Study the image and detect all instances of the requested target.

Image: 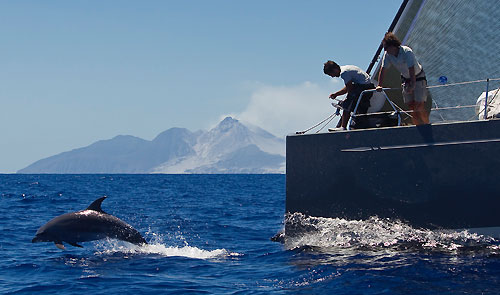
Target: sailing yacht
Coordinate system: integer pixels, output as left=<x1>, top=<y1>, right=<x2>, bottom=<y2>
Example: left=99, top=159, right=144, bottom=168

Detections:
left=286, top=0, right=500, bottom=234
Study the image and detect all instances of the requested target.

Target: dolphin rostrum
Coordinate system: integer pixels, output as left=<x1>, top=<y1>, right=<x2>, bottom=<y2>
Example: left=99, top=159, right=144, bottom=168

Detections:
left=32, top=197, right=147, bottom=250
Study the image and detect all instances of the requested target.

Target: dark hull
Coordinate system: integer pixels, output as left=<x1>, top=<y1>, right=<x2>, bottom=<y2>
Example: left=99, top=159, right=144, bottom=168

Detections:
left=286, top=119, right=500, bottom=230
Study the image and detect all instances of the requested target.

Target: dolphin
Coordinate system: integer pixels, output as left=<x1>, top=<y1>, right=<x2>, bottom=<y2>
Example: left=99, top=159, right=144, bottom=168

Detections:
left=32, top=196, right=147, bottom=250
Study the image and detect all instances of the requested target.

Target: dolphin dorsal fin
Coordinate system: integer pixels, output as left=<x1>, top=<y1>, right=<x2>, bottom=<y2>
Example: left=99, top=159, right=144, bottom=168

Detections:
left=87, top=196, right=107, bottom=213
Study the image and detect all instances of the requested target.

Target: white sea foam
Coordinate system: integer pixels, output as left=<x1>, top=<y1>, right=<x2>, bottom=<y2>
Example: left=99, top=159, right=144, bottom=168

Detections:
left=93, top=233, right=241, bottom=260
left=284, top=213, right=498, bottom=252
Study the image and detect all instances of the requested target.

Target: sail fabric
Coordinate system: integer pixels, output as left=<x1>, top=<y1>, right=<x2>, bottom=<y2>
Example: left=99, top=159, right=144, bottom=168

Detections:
left=476, top=88, right=500, bottom=120
left=374, top=0, right=500, bottom=122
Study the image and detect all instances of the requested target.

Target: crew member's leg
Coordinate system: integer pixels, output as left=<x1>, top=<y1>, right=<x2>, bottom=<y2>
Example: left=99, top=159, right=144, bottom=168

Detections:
left=341, top=109, right=350, bottom=128
left=414, top=80, right=429, bottom=124
left=404, top=80, right=428, bottom=125
left=407, top=101, right=421, bottom=125
left=340, top=91, right=357, bottom=129
left=341, top=85, right=366, bottom=128
left=414, top=101, right=428, bottom=124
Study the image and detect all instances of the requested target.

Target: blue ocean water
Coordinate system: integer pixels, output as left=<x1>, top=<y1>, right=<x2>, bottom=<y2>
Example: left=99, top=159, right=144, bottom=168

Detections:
left=1, top=174, right=499, bottom=294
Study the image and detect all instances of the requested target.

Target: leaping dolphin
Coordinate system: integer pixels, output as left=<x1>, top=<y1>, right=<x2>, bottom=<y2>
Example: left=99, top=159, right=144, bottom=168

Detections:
left=32, top=197, right=147, bottom=250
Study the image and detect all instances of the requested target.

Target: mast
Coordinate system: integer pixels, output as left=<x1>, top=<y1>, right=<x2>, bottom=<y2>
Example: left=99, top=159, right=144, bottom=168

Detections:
left=366, top=0, right=409, bottom=75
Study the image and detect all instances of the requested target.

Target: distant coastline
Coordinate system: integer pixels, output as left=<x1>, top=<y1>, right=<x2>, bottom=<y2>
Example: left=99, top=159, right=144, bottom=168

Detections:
left=18, top=117, right=285, bottom=174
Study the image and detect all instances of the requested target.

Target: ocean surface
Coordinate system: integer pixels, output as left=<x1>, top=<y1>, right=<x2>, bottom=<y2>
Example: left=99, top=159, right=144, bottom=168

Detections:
left=1, top=174, right=499, bottom=294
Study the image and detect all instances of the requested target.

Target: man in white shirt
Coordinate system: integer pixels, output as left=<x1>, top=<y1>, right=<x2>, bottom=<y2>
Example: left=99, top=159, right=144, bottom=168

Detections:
left=324, top=60, right=375, bottom=129
left=376, top=32, right=429, bottom=125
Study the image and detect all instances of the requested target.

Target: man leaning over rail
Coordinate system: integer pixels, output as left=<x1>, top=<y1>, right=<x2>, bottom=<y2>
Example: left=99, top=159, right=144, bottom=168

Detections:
left=324, top=60, right=375, bottom=130
left=376, top=32, right=429, bottom=125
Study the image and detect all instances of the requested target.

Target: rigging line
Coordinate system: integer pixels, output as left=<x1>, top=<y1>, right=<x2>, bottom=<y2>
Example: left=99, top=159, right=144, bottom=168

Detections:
left=316, top=113, right=338, bottom=133
left=431, top=105, right=476, bottom=111
left=300, top=81, right=499, bottom=134
left=394, top=103, right=413, bottom=118
left=432, top=97, right=446, bottom=122
left=426, top=78, right=500, bottom=89
left=296, top=112, right=337, bottom=135
left=422, top=79, right=499, bottom=118
left=354, top=104, right=476, bottom=118
left=375, top=78, right=500, bottom=91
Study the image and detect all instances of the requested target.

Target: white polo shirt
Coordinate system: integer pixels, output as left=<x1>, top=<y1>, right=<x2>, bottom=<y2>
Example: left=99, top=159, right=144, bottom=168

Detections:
left=340, top=65, right=372, bottom=85
left=381, top=45, right=423, bottom=79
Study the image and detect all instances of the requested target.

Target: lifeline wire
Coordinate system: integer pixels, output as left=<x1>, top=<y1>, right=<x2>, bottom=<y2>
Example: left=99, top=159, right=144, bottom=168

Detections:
left=298, top=78, right=500, bottom=134
left=426, top=78, right=500, bottom=89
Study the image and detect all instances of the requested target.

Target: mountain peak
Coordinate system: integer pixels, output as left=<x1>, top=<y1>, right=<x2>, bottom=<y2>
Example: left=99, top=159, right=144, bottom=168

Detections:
left=216, top=117, right=243, bottom=132
left=220, top=116, right=239, bottom=125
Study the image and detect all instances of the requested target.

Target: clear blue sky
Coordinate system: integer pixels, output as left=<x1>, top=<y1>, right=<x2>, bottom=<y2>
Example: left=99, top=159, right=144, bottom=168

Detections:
left=0, top=0, right=402, bottom=173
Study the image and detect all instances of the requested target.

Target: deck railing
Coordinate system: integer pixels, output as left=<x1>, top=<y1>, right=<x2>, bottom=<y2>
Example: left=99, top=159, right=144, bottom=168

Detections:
left=346, top=78, right=500, bottom=131
left=295, top=78, right=500, bottom=135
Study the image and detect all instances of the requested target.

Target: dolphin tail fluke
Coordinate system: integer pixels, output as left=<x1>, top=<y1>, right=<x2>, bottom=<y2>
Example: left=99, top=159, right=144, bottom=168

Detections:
left=87, top=196, right=107, bottom=213
left=55, top=242, right=66, bottom=250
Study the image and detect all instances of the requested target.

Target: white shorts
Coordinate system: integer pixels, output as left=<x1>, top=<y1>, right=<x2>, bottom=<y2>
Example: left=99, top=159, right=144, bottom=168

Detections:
left=402, top=72, right=428, bottom=104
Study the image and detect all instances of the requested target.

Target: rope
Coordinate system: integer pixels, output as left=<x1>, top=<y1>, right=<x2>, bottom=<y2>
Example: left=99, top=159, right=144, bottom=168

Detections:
left=295, top=112, right=338, bottom=135
left=316, top=113, right=338, bottom=133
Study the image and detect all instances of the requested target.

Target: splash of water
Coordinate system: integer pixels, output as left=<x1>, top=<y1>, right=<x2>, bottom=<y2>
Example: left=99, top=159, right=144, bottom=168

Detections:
left=284, top=213, right=499, bottom=253
left=93, top=231, right=241, bottom=260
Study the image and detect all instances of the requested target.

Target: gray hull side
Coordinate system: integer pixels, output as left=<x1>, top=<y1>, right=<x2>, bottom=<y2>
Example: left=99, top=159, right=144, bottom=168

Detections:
left=286, top=119, right=500, bottom=229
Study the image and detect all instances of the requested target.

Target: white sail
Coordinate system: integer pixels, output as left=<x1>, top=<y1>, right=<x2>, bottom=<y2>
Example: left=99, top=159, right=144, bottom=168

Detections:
left=373, top=0, right=500, bottom=122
